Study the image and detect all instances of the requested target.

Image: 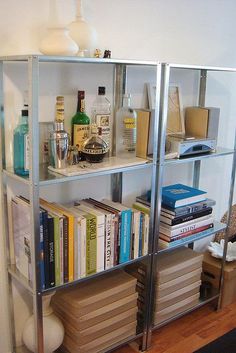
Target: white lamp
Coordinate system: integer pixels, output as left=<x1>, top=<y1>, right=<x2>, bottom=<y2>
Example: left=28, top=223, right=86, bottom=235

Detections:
left=69, top=0, right=97, bottom=57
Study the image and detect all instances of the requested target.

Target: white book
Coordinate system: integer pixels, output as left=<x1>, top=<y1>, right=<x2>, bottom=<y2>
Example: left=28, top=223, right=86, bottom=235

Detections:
left=75, top=202, right=105, bottom=273
left=131, top=208, right=141, bottom=259
left=68, top=207, right=87, bottom=278
left=143, top=213, right=150, bottom=256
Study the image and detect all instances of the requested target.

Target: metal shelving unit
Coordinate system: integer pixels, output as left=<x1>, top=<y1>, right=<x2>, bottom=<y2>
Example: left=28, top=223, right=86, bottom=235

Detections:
left=144, top=62, right=236, bottom=348
left=0, top=55, right=161, bottom=353
left=1, top=56, right=236, bottom=353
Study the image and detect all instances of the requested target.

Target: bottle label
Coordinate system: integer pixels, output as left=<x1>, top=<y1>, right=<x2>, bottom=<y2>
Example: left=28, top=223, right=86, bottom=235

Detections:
left=24, top=134, right=30, bottom=171
left=123, top=116, right=136, bottom=152
left=95, top=114, right=111, bottom=148
left=73, top=124, right=90, bottom=151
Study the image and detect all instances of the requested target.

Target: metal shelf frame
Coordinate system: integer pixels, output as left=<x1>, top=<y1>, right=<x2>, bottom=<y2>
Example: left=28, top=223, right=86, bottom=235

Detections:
left=145, top=62, right=236, bottom=349
left=0, top=55, right=161, bottom=353
left=1, top=56, right=236, bottom=353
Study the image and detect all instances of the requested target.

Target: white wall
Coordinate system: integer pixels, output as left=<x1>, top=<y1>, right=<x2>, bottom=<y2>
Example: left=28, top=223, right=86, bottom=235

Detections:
left=1, top=0, right=236, bottom=352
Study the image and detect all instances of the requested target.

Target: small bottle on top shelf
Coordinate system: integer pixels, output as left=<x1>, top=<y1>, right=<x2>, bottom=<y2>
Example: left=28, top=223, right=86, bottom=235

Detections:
left=116, top=93, right=137, bottom=158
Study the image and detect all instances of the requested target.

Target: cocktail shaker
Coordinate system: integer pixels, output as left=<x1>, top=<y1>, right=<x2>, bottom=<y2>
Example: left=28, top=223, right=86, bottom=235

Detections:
left=49, top=121, right=70, bottom=169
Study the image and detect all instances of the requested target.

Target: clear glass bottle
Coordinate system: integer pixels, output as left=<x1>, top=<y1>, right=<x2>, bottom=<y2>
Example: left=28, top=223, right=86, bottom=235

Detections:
left=116, top=93, right=137, bottom=158
left=92, top=86, right=111, bottom=153
left=71, top=90, right=90, bottom=160
left=81, top=124, right=108, bottom=163
left=13, top=102, right=29, bottom=176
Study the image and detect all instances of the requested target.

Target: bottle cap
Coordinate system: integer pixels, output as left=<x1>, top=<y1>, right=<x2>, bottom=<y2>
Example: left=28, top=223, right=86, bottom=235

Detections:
left=98, top=86, right=106, bottom=95
left=22, top=108, right=28, bottom=116
left=56, top=96, right=64, bottom=103
left=78, top=90, right=85, bottom=99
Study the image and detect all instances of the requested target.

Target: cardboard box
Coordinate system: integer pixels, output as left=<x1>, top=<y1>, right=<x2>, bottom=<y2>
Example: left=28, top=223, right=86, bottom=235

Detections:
left=63, top=321, right=137, bottom=353
left=156, top=247, right=203, bottom=284
left=60, top=308, right=137, bottom=346
left=156, top=268, right=202, bottom=298
left=53, top=292, right=138, bottom=330
left=202, top=251, right=236, bottom=307
left=155, top=280, right=201, bottom=311
left=154, top=293, right=199, bottom=325
left=185, top=106, right=220, bottom=140
left=52, top=270, right=137, bottom=317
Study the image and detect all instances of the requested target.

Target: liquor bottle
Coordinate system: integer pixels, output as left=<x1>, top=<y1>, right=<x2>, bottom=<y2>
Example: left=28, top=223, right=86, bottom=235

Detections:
left=13, top=99, right=29, bottom=176
left=116, top=93, right=137, bottom=158
left=71, top=90, right=90, bottom=159
left=82, top=124, right=108, bottom=163
left=92, top=86, right=111, bottom=153
left=49, top=96, right=70, bottom=169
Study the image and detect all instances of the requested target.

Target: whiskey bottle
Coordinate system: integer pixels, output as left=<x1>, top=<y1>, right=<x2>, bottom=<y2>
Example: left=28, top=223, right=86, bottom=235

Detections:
left=13, top=100, right=29, bottom=176
left=116, top=93, right=137, bottom=158
left=92, top=86, right=111, bottom=153
left=71, top=90, right=90, bottom=159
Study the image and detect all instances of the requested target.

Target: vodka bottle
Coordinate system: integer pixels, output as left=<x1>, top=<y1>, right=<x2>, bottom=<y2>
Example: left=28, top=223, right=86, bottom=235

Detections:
left=92, top=86, right=111, bottom=153
left=116, top=94, right=137, bottom=158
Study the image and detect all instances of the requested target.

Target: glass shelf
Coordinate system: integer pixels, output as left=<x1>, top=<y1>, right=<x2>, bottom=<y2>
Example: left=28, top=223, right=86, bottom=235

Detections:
left=0, top=54, right=158, bottom=67
left=157, top=221, right=226, bottom=253
left=8, top=255, right=150, bottom=295
left=152, top=288, right=219, bottom=330
left=4, top=157, right=152, bottom=186
left=164, top=147, right=234, bottom=166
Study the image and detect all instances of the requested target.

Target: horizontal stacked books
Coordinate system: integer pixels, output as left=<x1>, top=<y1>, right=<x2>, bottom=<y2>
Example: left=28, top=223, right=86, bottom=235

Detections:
left=154, top=247, right=203, bottom=325
left=51, top=270, right=138, bottom=353
left=159, top=184, right=215, bottom=249
left=11, top=196, right=149, bottom=289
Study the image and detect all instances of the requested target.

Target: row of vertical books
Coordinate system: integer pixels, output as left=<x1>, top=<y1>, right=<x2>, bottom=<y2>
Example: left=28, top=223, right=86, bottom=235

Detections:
left=11, top=196, right=150, bottom=289
left=136, top=183, right=216, bottom=249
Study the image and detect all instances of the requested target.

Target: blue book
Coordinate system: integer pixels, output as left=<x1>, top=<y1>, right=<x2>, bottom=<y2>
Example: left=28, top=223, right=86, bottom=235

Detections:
left=162, top=184, right=207, bottom=208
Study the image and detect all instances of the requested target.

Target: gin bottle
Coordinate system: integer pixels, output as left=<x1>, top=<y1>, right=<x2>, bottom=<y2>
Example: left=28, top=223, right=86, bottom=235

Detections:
left=71, top=90, right=90, bottom=160
left=13, top=102, right=29, bottom=176
left=116, top=94, right=137, bottom=158
left=92, top=86, right=111, bottom=153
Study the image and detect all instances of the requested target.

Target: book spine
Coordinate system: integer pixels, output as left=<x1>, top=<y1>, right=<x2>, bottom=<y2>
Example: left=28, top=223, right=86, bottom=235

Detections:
left=53, top=216, right=60, bottom=286
left=162, top=199, right=216, bottom=217
left=143, top=214, right=150, bottom=255
left=80, top=218, right=86, bottom=278
left=39, top=211, right=45, bottom=290
left=48, top=216, right=55, bottom=287
left=139, top=213, right=143, bottom=257
left=133, top=212, right=140, bottom=259
left=42, top=210, right=49, bottom=289
left=63, top=217, right=69, bottom=283
left=73, top=218, right=79, bottom=280
left=113, top=215, right=119, bottom=266
left=96, top=215, right=105, bottom=272
left=119, top=209, right=132, bottom=263
left=59, top=218, right=64, bottom=284
left=105, top=214, right=112, bottom=269
left=86, top=215, right=97, bottom=276
left=68, top=216, right=74, bottom=282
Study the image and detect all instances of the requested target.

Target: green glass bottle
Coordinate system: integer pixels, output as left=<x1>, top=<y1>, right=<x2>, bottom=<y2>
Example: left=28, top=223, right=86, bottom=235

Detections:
left=71, top=90, right=90, bottom=160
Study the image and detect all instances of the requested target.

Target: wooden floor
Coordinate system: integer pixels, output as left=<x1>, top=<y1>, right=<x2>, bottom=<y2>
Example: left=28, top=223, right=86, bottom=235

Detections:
left=114, top=301, right=236, bottom=353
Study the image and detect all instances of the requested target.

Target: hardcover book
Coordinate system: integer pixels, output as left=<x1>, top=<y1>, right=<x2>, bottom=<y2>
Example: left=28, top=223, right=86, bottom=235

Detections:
left=161, top=198, right=216, bottom=217
left=162, top=183, right=207, bottom=208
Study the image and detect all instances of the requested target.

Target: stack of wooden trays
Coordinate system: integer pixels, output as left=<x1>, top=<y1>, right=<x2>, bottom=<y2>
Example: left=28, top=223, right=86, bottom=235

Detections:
left=154, top=247, right=203, bottom=325
left=52, top=270, right=138, bottom=353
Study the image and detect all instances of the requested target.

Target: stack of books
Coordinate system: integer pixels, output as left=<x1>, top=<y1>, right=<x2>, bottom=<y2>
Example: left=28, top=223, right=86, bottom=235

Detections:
left=136, top=184, right=216, bottom=249
left=159, top=184, right=215, bottom=248
left=51, top=270, right=138, bottom=353
left=11, top=196, right=150, bottom=289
